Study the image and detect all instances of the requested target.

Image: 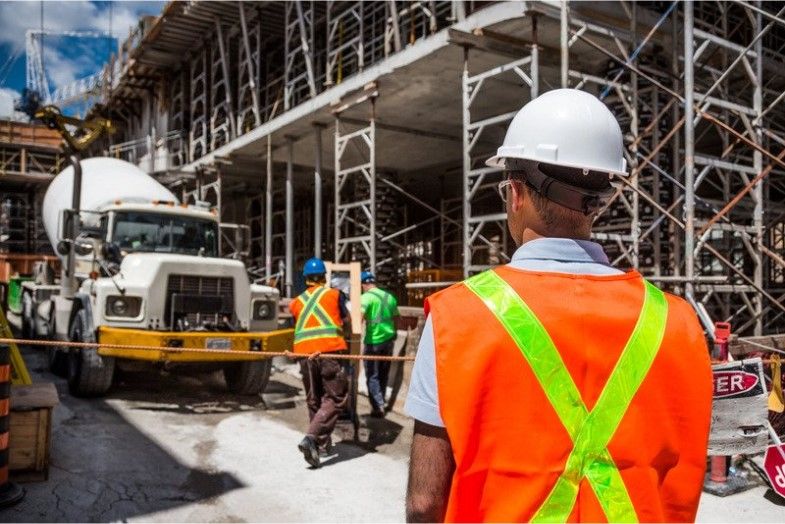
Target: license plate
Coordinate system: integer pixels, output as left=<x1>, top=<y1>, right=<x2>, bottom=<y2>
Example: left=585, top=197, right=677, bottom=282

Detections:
left=206, top=338, right=232, bottom=350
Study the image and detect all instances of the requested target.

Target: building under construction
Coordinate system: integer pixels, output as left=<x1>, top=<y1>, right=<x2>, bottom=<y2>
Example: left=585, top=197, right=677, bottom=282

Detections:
left=17, top=0, right=785, bottom=336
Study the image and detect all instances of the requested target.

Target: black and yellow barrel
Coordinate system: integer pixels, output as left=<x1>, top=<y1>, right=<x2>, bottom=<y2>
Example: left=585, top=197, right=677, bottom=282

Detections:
left=0, top=344, right=23, bottom=507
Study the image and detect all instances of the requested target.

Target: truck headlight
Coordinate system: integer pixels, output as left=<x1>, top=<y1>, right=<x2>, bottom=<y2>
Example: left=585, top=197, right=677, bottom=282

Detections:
left=106, top=296, right=142, bottom=318
left=252, top=299, right=275, bottom=320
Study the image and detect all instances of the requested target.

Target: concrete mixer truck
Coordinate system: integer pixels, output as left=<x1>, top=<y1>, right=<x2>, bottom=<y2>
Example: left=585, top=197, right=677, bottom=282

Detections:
left=20, top=157, right=291, bottom=396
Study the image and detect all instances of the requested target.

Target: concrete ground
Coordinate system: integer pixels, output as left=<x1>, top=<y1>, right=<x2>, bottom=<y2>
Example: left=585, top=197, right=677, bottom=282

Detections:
left=2, top=345, right=784, bottom=522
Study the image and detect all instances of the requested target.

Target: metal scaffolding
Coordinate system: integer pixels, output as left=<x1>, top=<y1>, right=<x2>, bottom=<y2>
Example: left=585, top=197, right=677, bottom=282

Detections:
left=334, top=96, right=377, bottom=270
left=87, top=1, right=785, bottom=332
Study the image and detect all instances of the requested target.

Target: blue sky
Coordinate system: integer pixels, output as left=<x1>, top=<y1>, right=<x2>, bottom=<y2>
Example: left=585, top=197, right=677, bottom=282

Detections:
left=0, top=0, right=165, bottom=118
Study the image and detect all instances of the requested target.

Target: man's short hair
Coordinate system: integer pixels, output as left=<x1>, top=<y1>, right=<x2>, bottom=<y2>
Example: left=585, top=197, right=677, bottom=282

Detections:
left=506, top=159, right=612, bottom=228
left=307, top=274, right=327, bottom=284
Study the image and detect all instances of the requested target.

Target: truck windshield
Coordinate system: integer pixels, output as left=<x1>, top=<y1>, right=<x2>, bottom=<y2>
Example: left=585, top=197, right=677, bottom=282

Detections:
left=112, top=211, right=218, bottom=257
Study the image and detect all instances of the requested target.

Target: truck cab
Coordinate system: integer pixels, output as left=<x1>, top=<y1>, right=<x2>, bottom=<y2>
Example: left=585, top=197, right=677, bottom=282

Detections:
left=22, top=157, right=291, bottom=397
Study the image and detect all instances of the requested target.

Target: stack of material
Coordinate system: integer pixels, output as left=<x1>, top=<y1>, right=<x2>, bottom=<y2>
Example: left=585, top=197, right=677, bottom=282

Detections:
left=9, top=383, right=59, bottom=482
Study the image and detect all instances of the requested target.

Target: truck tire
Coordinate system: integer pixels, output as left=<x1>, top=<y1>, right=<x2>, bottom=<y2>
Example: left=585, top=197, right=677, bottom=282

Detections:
left=67, top=309, right=114, bottom=397
left=21, top=291, right=34, bottom=340
left=223, top=358, right=272, bottom=396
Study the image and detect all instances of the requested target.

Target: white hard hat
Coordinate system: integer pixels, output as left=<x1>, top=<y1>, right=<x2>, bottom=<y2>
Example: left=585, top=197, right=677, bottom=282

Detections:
left=486, top=88, right=627, bottom=176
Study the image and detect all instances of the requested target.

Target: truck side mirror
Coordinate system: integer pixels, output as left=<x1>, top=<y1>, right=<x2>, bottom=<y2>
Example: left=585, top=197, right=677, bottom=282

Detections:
left=102, top=241, right=122, bottom=264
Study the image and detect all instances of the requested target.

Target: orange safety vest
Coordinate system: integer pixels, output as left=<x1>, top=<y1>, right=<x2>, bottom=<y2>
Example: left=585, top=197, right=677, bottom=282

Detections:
left=289, top=285, right=347, bottom=354
left=427, top=267, right=712, bottom=523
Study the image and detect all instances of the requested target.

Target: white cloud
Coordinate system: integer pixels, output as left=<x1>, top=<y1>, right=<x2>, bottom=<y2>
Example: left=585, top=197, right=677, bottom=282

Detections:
left=0, top=1, right=163, bottom=95
left=0, top=87, right=27, bottom=121
left=0, top=1, right=163, bottom=51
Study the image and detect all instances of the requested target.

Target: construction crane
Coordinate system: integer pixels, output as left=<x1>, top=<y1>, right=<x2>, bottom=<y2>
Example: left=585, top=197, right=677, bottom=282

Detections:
left=20, top=28, right=114, bottom=116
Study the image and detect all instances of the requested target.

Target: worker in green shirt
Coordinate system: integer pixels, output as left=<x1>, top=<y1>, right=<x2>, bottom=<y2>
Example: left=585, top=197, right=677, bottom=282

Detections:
left=360, top=271, right=399, bottom=418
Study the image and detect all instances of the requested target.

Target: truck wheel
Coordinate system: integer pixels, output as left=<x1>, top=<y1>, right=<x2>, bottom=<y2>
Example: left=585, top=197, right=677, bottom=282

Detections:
left=21, top=292, right=34, bottom=340
left=67, top=309, right=114, bottom=397
left=223, top=358, right=272, bottom=395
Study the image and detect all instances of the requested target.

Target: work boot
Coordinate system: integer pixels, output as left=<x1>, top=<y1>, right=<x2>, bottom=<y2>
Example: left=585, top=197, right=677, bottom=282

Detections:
left=298, top=436, right=320, bottom=468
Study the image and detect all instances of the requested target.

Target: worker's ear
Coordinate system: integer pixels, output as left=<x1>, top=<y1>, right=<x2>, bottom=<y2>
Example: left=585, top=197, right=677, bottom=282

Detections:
left=509, top=179, right=526, bottom=213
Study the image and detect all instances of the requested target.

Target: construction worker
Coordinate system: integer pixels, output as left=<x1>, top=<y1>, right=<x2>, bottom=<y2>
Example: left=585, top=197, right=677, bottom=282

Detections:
left=404, top=89, right=712, bottom=522
left=360, top=271, right=399, bottom=417
left=290, top=257, right=350, bottom=469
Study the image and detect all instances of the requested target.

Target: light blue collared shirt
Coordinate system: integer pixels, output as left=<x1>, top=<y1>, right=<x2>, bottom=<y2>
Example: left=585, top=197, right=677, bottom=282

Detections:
left=403, top=237, right=623, bottom=427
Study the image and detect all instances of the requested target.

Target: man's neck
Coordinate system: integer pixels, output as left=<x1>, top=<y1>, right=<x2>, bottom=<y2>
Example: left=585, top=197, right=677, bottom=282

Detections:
left=519, top=227, right=591, bottom=245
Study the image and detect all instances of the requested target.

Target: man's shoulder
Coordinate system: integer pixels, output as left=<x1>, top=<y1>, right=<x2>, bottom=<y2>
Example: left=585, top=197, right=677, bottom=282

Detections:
left=660, top=288, right=702, bottom=328
left=424, top=277, right=476, bottom=315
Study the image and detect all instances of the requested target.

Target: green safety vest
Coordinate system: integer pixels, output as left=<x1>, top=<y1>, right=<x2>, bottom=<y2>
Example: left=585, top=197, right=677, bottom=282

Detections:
left=362, top=288, right=397, bottom=344
left=464, top=270, right=669, bottom=522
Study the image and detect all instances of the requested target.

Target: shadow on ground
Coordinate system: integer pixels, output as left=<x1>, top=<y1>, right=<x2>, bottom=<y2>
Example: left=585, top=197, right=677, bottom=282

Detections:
left=3, top=346, right=247, bottom=523
left=320, top=415, right=405, bottom=468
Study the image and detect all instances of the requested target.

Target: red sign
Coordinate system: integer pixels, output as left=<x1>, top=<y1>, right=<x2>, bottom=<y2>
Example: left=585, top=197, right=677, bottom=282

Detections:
left=712, top=370, right=759, bottom=398
left=764, top=445, right=785, bottom=500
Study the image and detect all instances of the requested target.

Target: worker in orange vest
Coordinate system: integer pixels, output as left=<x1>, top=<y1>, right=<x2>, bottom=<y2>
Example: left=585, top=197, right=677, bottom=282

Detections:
left=290, top=257, right=350, bottom=469
left=404, top=89, right=712, bottom=522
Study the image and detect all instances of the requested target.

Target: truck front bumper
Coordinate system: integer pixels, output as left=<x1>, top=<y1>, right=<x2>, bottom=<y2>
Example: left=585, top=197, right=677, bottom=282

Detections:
left=97, top=326, right=294, bottom=362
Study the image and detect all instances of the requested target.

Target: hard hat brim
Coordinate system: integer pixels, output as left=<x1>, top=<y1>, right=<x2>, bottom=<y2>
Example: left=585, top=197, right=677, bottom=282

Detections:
left=485, top=153, right=628, bottom=177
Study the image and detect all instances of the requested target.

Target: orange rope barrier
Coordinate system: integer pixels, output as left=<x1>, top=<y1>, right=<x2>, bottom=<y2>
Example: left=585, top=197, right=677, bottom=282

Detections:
left=0, top=337, right=414, bottom=362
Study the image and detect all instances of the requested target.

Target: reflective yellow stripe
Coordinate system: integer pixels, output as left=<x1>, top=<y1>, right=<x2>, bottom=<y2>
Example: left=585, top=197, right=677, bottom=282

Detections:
left=294, top=287, right=342, bottom=345
left=464, top=271, right=668, bottom=523
left=294, top=326, right=343, bottom=342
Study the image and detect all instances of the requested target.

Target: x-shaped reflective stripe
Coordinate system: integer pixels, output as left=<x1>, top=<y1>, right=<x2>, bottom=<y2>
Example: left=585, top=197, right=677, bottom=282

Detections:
left=295, top=287, right=342, bottom=342
left=464, top=271, right=668, bottom=523
left=295, top=288, right=327, bottom=331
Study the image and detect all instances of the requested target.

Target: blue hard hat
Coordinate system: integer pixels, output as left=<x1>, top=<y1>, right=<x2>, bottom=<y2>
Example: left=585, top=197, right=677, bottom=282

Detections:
left=303, top=258, right=326, bottom=277
left=361, top=271, right=376, bottom=283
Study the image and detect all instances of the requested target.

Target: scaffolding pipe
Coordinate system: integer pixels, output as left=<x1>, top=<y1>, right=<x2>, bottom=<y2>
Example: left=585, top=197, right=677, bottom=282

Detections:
left=238, top=2, right=261, bottom=124
left=684, top=1, right=696, bottom=295
left=285, top=137, right=295, bottom=297
left=314, top=123, right=323, bottom=258
left=214, top=17, right=235, bottom=138
left=265, top=135, right=273, bottom=279
left=560, top=1, right=569, bottom=88
left=753, top=2, right=764, bottom=335
left=462, top=47, right=471, bottom=277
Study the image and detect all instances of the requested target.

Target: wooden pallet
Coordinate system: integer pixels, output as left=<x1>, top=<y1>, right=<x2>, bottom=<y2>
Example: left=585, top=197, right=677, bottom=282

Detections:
left=9, top=383, right=59, bottom=482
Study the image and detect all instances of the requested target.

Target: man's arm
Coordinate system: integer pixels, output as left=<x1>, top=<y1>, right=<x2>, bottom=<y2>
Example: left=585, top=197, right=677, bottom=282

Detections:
left=406, top=420, right=455, bottom=523
left=338, top=290, right=351, bottom=323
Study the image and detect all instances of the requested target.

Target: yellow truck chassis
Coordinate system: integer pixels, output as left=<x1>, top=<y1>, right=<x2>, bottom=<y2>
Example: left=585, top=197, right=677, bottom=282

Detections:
left=98, top=326, right=294, bottom=362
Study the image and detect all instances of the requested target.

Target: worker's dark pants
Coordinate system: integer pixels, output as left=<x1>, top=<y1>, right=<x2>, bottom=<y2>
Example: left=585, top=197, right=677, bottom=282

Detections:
left=300, top=355, right=349, bottom=448
left=364, top=338, right=395, bottom=412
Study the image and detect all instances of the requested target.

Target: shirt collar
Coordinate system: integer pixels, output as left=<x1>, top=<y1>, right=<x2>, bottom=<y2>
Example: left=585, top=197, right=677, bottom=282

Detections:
left=511, top=237, right=612, bottom=265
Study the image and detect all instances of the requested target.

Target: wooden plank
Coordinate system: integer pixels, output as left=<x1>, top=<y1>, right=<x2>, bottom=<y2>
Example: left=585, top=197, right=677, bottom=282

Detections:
left=730, top=334, right=785, bottom=357
left=35, top=410, right=48, bottom=470
left=10, top=448, right=35, bottom=469
left=11, top=383, right=59, bottom=410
